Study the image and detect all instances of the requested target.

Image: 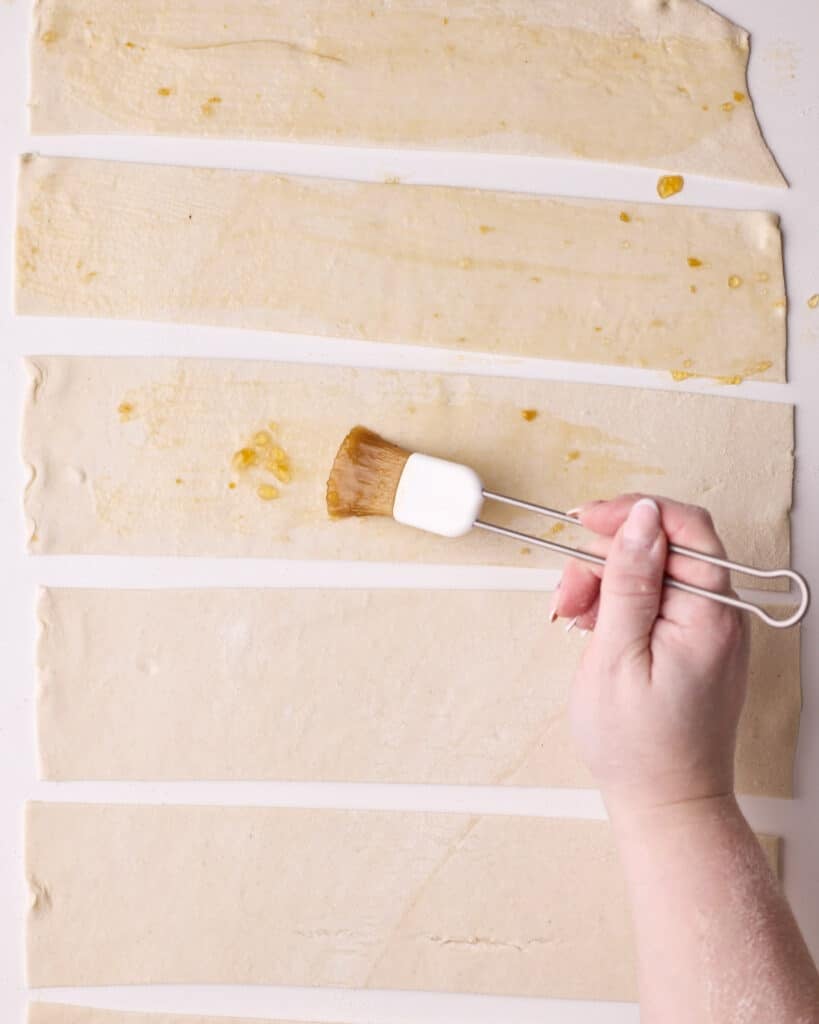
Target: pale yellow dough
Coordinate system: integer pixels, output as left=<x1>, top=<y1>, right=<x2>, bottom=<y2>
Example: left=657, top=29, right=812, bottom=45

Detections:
left=36, top=588, right=800, bottom=798
left=16, top=156, right=786, bottom=379
left=29, top=0, right=784, bottom=186
left=30, top=1009, right=306, bottom=1024
left=22, top=357, right=793, bottom=585
left=24, top=802, right=780, bottom=999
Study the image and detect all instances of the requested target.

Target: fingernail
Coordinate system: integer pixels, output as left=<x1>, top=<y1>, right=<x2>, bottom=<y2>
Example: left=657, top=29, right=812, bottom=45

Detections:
left=548, top=585, right=561, bottom=623
left=622, top=498, right=661, bottom=551
left=579, top=628, right=590, bottom=637
left=567, top=500, right=602, bottom=518
left=565, top=617, right=578, bottom=633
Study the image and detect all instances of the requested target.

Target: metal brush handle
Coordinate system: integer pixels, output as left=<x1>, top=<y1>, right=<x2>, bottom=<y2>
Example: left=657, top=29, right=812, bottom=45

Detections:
left=475, top=492, right=810, bottom=630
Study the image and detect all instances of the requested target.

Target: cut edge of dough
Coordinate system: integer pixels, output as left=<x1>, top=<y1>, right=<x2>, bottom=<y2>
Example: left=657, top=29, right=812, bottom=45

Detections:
left=758, top=833, right=782, bottom=879
left=656, top=2, right=786, bottom=187
left=736, top=27, right=788, bottom=188
left=22, top=356, right=45, bottom=553
left=630, top=3, right=782, bottom=187
left=787, top=633, right=804, bottom=802
left=27, top=1002, right=322, bottom=1024
left=34, top=587, right=52, bottom=781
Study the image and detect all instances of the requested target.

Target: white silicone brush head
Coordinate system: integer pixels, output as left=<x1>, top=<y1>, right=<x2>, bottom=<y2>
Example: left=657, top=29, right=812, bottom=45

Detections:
left=392, top=453, right=484, bottom=538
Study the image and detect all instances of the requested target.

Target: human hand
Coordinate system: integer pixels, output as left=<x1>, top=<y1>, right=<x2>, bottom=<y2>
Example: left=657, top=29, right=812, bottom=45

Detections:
left=552, top=496, right=749, bottom=823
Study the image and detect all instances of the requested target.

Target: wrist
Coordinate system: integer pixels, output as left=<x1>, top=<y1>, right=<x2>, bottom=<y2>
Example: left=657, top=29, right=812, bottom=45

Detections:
left=605, top=790, right=742, bottom=849
left=599, top=759, right=736, bottom=833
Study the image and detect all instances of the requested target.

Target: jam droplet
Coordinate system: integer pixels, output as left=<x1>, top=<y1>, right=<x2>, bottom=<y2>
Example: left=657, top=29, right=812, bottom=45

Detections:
left=808, top=294, right=819, bottom=310
left=687, top=257, right=703, bottom=268
left=657, top=175, right=684, bottom=200
left=232, top=447, right=258, bottom=470
left=521, top=409, right=538, bottom=422
left=264, top=445, right=292, bottom=483
left=728, top=275, right=743, bottom=289
left=233, top=427, right=293, bottom=493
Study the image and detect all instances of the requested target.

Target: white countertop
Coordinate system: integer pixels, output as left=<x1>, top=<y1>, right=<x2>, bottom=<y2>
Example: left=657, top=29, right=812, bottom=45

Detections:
left=1, top=1, right=817, bottom=1021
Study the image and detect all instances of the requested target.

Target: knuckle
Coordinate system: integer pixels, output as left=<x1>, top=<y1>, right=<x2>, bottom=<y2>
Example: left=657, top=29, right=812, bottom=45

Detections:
left=714, top=605, right=737, bottom=634
left=723, top=607, right=746, bottom=646
left=604, top=569, right=660, bottom=601
left=708, top=605, right=745, bottom=650
left=691, top=506, right=715, bottom=531
left=666, top=551, right=729, bottom=594
left=702, top=565, right=731, bottom=593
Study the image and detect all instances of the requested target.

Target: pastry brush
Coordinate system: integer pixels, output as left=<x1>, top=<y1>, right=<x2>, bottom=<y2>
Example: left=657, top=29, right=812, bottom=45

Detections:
left=326, top=426, right=810, bottom=630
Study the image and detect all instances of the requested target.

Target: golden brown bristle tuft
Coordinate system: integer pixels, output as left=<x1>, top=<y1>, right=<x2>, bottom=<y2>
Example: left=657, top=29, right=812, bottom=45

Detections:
left=326, top=426, right=411, bottom=519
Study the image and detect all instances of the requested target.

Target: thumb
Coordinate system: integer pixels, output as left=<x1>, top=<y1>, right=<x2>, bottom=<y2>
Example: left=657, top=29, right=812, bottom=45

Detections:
left=594, top=498, right=667, bottom=655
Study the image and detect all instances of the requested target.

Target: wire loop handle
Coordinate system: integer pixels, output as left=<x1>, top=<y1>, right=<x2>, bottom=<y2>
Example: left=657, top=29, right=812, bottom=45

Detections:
left=476, top=492, right=810, bottom=630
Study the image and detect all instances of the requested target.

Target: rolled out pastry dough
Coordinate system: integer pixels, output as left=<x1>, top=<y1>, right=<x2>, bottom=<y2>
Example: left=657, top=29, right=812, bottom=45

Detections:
left=23, top=802, right=781, bottom=999
left=16, top=156, right=786, bottom=380
left=22, top=357, right=793, bottom=582
left=29, top=1009, right=305, bottom=1024
left=29, top=0, right=785, bottom=187
left=36, top=588, right=801, bottom=798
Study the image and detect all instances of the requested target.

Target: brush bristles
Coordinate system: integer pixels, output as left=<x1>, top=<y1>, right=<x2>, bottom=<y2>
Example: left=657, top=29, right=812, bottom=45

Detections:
left=326, top=426, right=411, bottom=519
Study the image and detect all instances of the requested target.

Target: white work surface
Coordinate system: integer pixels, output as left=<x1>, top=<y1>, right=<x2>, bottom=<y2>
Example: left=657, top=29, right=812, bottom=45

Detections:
left=1, top=2, right=817, bottom=1021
